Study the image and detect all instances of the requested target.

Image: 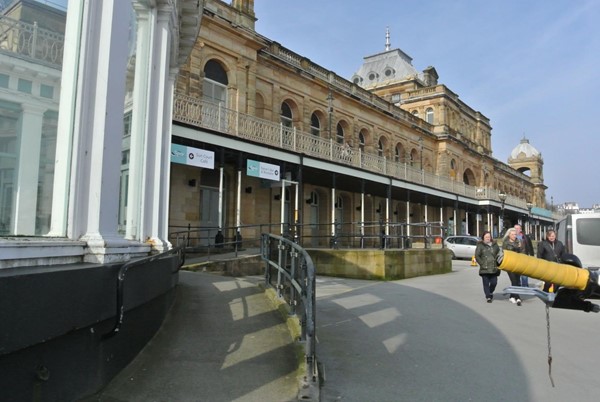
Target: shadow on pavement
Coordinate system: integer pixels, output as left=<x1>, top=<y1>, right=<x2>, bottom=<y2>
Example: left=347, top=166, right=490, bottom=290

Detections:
left=85, top=271, right=300, bottom=402
left=315, top=278, right=530, bottom=402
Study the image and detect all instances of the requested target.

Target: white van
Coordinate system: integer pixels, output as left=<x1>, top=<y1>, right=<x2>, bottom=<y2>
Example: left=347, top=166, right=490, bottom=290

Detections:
left=555, top=213, right=600, bottom=269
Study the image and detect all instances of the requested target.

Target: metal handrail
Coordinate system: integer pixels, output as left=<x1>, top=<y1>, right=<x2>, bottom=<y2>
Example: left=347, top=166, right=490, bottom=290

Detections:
left=260, top=233, right=318, bottom=392
left=169, top=221, right=447, bottom=253
left=102, top=246, right=185, bottom=340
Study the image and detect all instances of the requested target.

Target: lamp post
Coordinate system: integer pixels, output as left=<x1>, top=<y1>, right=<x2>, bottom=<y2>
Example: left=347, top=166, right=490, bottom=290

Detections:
left=526, top=201, right=533, bottom=235
left=498, top=191, right=507, bottom=235
left=551, top=196, right=555, bottom=228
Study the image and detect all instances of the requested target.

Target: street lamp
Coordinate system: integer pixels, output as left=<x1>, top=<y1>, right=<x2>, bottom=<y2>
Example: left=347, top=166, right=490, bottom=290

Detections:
left=526, top=201, right=533, bottom=235
left=498, top=191, right=507, bottom=235
left=551, top=196, right=555, bottom=228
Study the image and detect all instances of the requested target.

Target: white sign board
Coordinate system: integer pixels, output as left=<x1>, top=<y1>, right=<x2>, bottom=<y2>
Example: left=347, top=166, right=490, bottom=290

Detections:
left=171, top=144, right=215, bottom=169
left=247, top=159, right=280, bottom=181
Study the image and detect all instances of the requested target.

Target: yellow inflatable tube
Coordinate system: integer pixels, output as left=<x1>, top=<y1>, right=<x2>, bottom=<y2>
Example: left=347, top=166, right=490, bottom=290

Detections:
left=499, top=250, right=589, bottom=291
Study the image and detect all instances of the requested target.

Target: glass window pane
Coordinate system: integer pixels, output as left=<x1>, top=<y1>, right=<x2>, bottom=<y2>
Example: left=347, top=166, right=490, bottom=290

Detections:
left=577, top=218, right=600, bottom=246
left=0, top=2, right=66, bottom=236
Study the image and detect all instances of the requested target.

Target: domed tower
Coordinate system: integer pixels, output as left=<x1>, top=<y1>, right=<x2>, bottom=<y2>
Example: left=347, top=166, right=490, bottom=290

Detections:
left=508, top=137, right=547, bottom=208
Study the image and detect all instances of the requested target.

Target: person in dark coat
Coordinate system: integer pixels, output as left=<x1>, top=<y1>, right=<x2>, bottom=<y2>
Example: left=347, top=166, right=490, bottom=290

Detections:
left=502, top=228, right=523, bottom=305
left=475, top=231, right=501, bottom=303
left=537, top=229, right=566, bottom=293
left=514, top=224, right=534, bottom=287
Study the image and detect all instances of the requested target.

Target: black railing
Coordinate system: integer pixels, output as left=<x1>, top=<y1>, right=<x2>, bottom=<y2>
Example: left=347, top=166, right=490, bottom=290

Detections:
left=169, top=223, right=283, bottom=260
left=169, top=221, right=446, bottom=257
left=261, top=233, right=318, bottom=398
left=102, top=246, right=185, bottom=340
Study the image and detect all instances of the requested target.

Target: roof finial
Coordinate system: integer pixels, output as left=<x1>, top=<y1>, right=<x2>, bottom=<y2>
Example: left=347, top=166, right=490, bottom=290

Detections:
left=385, top=26, right=391, bottom=51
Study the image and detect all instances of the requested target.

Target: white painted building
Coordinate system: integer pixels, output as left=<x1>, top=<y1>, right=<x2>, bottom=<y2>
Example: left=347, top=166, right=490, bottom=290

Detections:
left=0, top=0, right=201, bottom=267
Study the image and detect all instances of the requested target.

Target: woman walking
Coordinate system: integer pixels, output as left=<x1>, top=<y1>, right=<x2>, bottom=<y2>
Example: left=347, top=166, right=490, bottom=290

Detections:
left=502, top=228, right=523, bottom=306
left=475, top=231, right=501, bottom=303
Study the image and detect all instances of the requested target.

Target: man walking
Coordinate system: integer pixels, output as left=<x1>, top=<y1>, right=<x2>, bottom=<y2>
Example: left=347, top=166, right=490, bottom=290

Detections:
left=514, top=224, right=534, bottom=287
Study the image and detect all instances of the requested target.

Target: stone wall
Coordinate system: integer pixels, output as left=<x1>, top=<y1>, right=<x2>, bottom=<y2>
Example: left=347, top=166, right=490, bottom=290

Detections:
left=306, top=249, right=452, bottom=280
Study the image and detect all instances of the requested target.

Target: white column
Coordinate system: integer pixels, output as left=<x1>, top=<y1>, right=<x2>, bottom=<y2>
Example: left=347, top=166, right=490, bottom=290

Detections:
left=13, top=104, right=45, bottom=234
left=331, top=187, right=335, bottom=236
left=158, top=70, right=177, bottom=246
left=236, top=170, right=242, bottom=227
left=406, top=200, right=410, bottom=237
left=385, top=197, right=389, bottom=236
left=440, top=206, right=444, bottom=238
left=360, top=192, right=365, bottom=237
left=59, top=0, right=138, bottom=262
left=126, top=5, right=154, bottom=241
left=453, top=207, right=457, bottom=235
left=49, top=0, right=85, bottom=237
left=218, top=165, right=224, bottom=229
left=142, top=5, right=174, bottom=251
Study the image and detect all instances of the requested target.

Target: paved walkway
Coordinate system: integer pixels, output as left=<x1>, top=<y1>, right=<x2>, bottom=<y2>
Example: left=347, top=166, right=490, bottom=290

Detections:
left=86, top=254, right=600, bottom=401
left=85, top=249, right=301, bottom=402
left=315, top=260, right=600, bottom=401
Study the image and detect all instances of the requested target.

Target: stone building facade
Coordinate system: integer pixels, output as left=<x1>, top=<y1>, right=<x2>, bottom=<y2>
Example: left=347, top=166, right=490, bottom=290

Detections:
left=169, top=0, right=553, bottom=246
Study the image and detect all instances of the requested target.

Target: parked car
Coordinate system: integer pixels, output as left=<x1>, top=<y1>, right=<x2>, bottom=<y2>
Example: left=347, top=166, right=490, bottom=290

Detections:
left=444, top=235, right=480, bottom=260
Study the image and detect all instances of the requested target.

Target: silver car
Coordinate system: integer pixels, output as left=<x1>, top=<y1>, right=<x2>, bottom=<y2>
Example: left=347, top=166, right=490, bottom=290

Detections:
left=444, top=235, right=480, bottom=260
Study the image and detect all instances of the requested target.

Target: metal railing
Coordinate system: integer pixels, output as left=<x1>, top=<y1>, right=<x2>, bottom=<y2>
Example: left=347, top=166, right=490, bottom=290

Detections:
left=261, top=233, right=318, bottom=392
left=0, top=15, right=64, bottom=68
left=102, top=245, right=185, bottom=340
left=169, top=221, right=447, bottom=255
left=172, top=96, right=529, bottom=210
left=298, top=220, right=446, bottom=249
left=168, top=223, right=282, bottom=260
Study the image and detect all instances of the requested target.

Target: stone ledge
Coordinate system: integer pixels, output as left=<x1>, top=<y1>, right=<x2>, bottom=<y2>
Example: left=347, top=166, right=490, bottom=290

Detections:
left=306, top=248, right=452, bottom=280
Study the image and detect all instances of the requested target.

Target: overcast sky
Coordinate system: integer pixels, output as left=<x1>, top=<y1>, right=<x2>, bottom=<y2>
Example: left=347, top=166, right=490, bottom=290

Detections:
left=253, top=0, right=600, bottom=209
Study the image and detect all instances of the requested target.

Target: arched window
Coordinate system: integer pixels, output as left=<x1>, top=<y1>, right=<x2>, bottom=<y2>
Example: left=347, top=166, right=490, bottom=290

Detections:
left=425, top=108, right=434, bottom=124
left=450, top=159, right=457, bottom=178
left=358, top=130, right=366, bottom=152
left=336, top=122, right=344, bottom=144
left=280, top=101, right=292, bottom=128
left=412, top=110, right=419, bottom=118
left=410, top=149, right=418, bottom=166
left=310, top=112, right=320, bottom=136
left=395, top=143, right=404, bottom=162
left=203, top=59, right=228, bottom=105
left=378, top=139, right=384, bottom=157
